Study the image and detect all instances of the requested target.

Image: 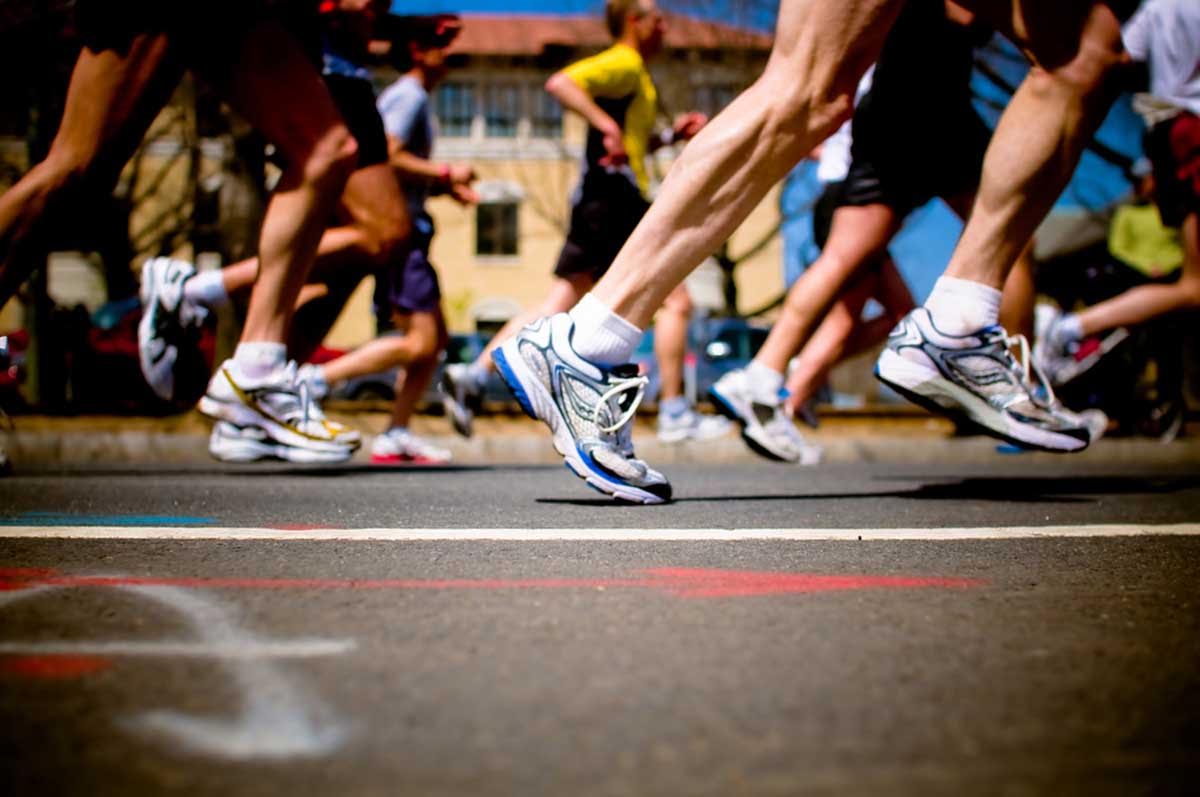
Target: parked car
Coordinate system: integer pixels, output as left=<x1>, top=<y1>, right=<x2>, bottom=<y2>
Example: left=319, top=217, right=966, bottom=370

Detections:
left=630, top=316, right=770, bottom=407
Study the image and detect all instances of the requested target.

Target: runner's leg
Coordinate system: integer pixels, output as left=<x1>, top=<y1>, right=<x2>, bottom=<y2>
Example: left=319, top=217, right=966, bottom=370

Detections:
left=0, top=35, right=183, bottom=303
left=589, top=0, right=904, bottom=329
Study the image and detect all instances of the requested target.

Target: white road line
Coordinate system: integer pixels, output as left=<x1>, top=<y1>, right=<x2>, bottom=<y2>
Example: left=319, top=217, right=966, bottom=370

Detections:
left=0, top=640, right=354, bottom=658
left=0, top=524, right=1197, bottom=540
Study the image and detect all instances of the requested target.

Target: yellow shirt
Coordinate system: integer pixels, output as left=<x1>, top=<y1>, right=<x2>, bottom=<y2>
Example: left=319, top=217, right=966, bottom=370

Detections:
left=562, top=43, right=658, bottom=196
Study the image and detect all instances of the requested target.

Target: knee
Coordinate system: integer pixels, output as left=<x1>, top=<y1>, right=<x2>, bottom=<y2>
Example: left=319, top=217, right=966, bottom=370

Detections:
left=302, top=124, right=359, bottom=192
left=1029, top=18, right=1126, bottom=100
left=1177, top=275, right=1200, bottom=309
left=662, top=289, right=692, bottom=317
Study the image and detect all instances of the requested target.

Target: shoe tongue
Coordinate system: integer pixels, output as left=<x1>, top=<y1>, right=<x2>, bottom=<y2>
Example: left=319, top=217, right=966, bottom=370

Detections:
left=609, top=363, right=639, bottom=379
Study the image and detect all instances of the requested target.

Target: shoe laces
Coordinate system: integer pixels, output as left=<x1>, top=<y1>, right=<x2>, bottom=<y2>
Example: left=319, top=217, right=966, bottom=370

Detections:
left=593, top=371, right=648, bottom=435
left=999, top=331, right=1059, bottom=410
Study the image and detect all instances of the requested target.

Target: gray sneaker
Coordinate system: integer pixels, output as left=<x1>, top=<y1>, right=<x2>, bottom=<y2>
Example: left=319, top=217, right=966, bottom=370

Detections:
left=709, top=368, right=822, bottom=464
left=876, top=308, right=1091, bottom=452
left=440, top=363, right=481, bottom=438
left=492, top=313, right=671, bottom=504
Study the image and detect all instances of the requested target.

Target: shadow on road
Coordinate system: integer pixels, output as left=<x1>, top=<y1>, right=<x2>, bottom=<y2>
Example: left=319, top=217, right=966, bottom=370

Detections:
left=536, top=475, right=1200, bottom=507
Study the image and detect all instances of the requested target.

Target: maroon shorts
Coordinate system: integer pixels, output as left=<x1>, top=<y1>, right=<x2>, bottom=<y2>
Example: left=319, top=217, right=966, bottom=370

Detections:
left=1148, top=111, right=1200, bottom=228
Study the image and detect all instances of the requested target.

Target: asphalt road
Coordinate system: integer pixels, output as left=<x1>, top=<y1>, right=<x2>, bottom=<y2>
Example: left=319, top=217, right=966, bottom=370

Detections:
left=1, top=461, right=1198, bottom=795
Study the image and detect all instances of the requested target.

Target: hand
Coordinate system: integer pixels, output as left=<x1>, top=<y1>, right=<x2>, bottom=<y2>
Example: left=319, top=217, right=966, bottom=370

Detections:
left=448, top=182, right=479, bottom=206
left=598, top=123, right=627, bottom=168
left=672, top=111, right=707, bottom=142
left=448, top=162, right=476, bottom=186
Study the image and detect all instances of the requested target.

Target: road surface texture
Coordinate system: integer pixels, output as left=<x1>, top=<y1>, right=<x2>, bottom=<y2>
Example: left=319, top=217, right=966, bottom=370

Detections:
left=1, top=460, right=1198, bottom=795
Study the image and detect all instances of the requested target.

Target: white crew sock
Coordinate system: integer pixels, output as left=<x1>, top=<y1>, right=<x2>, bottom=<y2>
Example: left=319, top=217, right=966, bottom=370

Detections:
left=1049, top=313, right=1084, bottom=347
left=233, top=342, right=287, bottom=380
left=466, top=361, right=492, bottom=390
left=183, top=270, right=230, bottom=309
left=567, top=293, right=643, bottom=366
left=923, top=276, right=1002, bottom=336
left=745, top=359, right=785, bottom=403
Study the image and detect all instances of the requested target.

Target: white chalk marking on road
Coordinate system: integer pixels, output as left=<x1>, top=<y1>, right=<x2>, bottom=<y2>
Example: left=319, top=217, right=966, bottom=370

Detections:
left=0, top=583, right=353, bottom=760
left=0, top=640, right=354, bottom=658
left=0, top=524, right=1197, bottom=540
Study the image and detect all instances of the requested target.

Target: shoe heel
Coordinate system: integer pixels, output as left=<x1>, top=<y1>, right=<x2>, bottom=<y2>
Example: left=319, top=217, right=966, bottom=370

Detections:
left=492, top=347, right=537, bottom=420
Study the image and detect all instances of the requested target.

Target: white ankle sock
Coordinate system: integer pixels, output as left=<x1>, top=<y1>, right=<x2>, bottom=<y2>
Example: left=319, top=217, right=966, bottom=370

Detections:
left=233, top=342, right=287, bottom=380
left=1050, top=313, right=1084, bottom=347
left=923, top=276, right=1002, bottom=335
left=567, top=293, right=642, bottom=366
left=745, top=360, right=784, bottom=403
left=183, top=270, right=230, bottom=309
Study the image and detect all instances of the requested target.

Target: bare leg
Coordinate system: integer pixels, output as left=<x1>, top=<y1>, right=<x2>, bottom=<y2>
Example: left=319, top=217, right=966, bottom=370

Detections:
left=754, top=203, right=901, bottom=374
left=219, top=162, right=410, bottom=300
left=654, top=284, right=692, bottom=402
left=1075, top=213, right=1200, bottom=335
left=591, top=0, right=904, bottom=327
left=783, top=257, right=914, bottom=413
left=476, top=272, right=595, bottom=369
left=199, top=20, right=359, bottom=347
left=943, top=190, right=1037, bottom=338
left=943, top=1, right=1126, bottom=290
left=783, top=274, right=878, bottom=410
left=0, top=36, right=183, bottom=303
left=320, top=309, right=443, bottom=384
left=387, top=311, right=448, bottom=429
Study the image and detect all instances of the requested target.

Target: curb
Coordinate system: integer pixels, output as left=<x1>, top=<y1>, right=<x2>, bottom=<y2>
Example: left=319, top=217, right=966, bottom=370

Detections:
left=4, top=413, right=1199, bottom=468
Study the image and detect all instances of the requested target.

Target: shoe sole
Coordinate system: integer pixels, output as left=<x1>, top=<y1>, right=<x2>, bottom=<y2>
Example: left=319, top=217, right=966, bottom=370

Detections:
left=370, top=453, right=451, bottom=466
left=137, top=260, right=174, bottom=403
left=875, top=349, right=1088, bottom=453
left=439, top=371, right=474, bottom=439
left=209, top=429, right=353, bottom=464
left=493, top=341, right=668, bottom=505
left=199, top=394, right=360, bottom=455
left=708, top=385, right=797, bottom=463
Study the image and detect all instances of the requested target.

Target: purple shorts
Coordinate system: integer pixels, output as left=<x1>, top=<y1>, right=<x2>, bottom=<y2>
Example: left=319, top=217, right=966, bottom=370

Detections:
left=373, top=236, right=441, bottom=322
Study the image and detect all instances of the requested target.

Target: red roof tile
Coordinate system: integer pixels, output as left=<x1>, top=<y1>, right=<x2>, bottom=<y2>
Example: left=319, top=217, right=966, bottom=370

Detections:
left=448, top=13, right=772, bottom=57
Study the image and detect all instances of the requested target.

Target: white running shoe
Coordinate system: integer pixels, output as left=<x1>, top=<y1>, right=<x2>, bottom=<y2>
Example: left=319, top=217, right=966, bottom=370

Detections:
left=492, top=313, right=671, bottom=504
left=370, top=427, right=452, bottom=465
left=709, top=368, right=823, bottom=464
left=138, top=257, right=210, bottom=405
left=199, top=359, right=360, bottom=461
left=209, top=421, right=354, bottom=464
left=656, top=406, right=732, bottom=443
left=440, top=362, right=481, bottom=439
left=876, top=308, right=1091, bottom=452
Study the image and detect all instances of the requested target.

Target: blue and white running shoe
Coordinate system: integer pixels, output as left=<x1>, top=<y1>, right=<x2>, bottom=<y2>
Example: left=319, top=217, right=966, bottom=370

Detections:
left=876, top=308, right=1091, bottom=452
left=492, top=314, right=671, bottom=504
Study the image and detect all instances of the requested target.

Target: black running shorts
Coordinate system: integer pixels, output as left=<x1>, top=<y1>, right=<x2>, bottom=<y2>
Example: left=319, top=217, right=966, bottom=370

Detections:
left=554, top=169, right=651, bottom=282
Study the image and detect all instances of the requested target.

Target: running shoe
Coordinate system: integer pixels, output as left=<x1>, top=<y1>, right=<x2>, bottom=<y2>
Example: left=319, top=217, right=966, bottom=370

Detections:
left=1033, top=303, right=1130, bottom=387
left=208, top=421, right=354, bottom=464
left=656, top=406, right=732, bottom=443
left=440, top=363, right=482, bottom=438
left=370, top=427, right=452, bottom=465
left=492, top=313, right=671, bottom=504
left=709, top=368, right=823, bottom=464
left=296, top=363, right=330, bottom=401
left=199, top=359, right=360, bottom=462
left=875, top=308, right=1091, bottom=452
left=138, top=257, right=210, bottom=406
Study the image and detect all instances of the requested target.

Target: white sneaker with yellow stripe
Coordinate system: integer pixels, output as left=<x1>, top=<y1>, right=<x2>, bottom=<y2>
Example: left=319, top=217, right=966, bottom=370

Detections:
left=199, top=359, right=360, bottom=462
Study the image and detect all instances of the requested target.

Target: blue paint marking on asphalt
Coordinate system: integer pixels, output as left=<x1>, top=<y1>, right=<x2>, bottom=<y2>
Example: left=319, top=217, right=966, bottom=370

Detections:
left=0, top=512, right=216, bottom=527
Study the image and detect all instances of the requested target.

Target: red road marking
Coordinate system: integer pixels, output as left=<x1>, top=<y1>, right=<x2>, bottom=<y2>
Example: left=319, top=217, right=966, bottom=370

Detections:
left=0, top=655, right=111, bottom=679
left=0, top=568, right=981, bottom=598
